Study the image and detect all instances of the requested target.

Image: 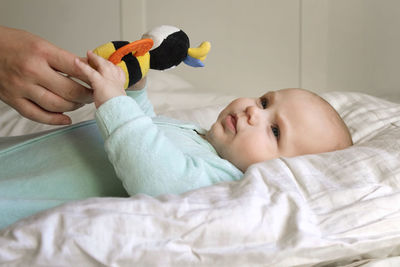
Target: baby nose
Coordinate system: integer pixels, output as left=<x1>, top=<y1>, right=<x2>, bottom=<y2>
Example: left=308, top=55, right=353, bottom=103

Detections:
left=245, top=106, right=259, bottom=125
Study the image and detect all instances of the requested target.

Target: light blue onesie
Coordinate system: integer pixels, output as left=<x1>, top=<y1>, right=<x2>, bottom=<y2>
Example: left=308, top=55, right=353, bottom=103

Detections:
left=0, top=88, right=242, bottom=229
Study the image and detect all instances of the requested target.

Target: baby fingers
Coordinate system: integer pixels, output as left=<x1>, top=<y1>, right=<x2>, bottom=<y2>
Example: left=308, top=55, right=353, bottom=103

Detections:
left=74, top=57, right=101, bottom=85
left=86, top=50, right=115, bottom=73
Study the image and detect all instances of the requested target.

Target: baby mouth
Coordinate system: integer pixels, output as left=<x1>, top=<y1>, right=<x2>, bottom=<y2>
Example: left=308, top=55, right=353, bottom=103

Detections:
left=225, top=114, right=237, bottom=133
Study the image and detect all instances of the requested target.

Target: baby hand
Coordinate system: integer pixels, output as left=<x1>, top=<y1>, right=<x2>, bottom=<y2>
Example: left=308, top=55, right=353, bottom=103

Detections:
left=74, top=50, right=126, bottom=108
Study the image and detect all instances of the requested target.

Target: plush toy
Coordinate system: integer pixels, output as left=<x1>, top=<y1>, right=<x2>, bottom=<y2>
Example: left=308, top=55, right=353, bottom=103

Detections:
left=93, top=25, right=211, bottom=89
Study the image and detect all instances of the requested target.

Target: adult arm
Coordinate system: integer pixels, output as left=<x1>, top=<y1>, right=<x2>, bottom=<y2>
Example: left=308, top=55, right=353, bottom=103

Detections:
left=0, top=26, right=93, bottom=125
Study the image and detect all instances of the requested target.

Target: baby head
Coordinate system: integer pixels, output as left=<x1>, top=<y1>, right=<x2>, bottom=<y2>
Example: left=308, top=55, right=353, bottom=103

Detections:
left=205, top=88, right=352, bottom=172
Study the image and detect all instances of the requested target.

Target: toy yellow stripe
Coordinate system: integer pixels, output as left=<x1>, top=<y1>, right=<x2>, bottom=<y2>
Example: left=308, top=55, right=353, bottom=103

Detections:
left=117, top=61, right=130, bottom=89
left=93, top=42, right=116, bottom=60
left=137, top=52, right=150, bottom=77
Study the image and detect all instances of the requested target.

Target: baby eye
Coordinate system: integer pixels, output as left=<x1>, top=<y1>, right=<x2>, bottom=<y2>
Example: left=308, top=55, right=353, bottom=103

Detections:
left=271, top=125, right=280, bottom=140
left=260, top=98, right=268, bottom=109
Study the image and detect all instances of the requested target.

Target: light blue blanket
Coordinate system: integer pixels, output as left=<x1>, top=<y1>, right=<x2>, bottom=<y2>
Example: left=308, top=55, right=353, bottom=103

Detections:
left=0, top=121, right=128, bottom=229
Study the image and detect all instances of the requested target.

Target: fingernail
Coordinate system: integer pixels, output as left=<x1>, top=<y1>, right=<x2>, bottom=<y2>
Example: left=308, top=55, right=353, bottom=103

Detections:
left=63, top=117, right=72, bottom=125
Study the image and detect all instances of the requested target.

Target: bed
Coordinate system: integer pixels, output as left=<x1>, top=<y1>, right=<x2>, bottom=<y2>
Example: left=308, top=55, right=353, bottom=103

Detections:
left=0, top=71, right=399, bottom=266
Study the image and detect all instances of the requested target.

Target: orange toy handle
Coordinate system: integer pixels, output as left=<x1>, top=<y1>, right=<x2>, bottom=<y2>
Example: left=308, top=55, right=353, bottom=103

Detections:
left=108, top=38, right=154, bottom=64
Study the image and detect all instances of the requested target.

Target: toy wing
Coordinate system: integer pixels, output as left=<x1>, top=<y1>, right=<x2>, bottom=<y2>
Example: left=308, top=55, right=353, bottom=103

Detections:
left=108, top=39, right=154, bottom=64
left=184, top=41, right=211, bottom=67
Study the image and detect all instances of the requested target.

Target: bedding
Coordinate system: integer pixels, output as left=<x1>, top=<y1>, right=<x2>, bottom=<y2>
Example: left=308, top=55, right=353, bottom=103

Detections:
left=0, top=72, right=399, bottom=266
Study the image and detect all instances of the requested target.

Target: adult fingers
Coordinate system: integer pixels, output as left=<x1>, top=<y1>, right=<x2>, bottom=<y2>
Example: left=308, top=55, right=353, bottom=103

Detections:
left=44, top=45, right=93, bottom=103
left=25, top=83, right=84, bottom=113
left=39, top=64, right=93, bottom=104
left=74, top=57, right=102, bottom=85
left=79, top=57, right=88, bottom=64
left=13, top=98, right=72, bottom=125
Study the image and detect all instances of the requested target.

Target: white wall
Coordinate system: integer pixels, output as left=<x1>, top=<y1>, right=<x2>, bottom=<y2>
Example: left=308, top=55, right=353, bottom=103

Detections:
left=302, top=0, right=400, bottom=99
left=1, top=0, right=399, bottom=98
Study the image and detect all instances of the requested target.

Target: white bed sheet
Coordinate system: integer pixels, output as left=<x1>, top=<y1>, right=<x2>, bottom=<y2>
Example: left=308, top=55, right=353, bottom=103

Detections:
left=0, top=72, right=400, bottom=266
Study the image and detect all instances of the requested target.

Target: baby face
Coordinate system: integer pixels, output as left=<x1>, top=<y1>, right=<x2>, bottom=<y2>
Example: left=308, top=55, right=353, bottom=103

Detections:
left=205, top=88, right=351, bottom=172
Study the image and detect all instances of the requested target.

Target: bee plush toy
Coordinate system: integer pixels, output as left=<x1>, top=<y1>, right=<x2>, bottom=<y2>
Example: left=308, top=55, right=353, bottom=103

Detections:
left=93, top=25, right=211, bottom=89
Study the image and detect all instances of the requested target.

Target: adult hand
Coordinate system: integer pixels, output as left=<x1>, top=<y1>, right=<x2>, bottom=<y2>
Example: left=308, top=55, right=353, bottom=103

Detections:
left=0, top=26, right=93, bottom=125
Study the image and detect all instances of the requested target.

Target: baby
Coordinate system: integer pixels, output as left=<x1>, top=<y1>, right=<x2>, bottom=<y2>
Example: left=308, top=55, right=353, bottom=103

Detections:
left=74, top=51, right=353, bottom=196
left=0, top=50, right=353, bottom=229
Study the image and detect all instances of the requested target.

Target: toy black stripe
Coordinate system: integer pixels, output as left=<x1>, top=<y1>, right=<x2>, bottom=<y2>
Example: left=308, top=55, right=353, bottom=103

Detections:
left=122, top=53, right=142, bottom=87
left=112, top=41, right=130, bottom=50
left=150, top=30, right=189, bottom=70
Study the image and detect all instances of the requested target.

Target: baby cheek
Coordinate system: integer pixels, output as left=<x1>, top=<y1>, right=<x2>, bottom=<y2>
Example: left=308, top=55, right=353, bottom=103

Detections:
left=206, top=124, right=226, bottom=150
left=240, top=133, right=277, bottom=163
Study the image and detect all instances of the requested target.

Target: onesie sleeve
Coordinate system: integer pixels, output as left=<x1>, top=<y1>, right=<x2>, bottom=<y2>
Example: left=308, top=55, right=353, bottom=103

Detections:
left=95, top=94, right=224, bottom=196
left=125, top=86, right=156, bottom=117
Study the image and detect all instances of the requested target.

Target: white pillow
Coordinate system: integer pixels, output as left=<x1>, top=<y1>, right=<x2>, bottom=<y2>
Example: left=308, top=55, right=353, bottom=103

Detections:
left=322, top=91, right=400, bottom=143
